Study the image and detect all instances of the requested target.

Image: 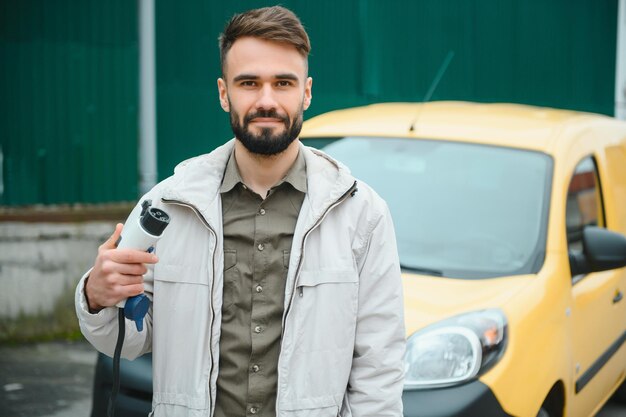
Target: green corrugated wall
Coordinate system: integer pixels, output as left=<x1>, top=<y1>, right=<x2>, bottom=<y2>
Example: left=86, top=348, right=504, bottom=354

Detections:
left=0, top=0, right=138, bottom=205
left=0, top=0, right=618, bottom=205
left=155, top=0, right=618, bottom=179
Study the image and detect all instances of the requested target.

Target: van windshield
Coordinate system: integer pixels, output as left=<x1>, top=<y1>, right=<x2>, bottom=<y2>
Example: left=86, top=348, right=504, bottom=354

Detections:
left=310, top=137, right=552, bottom=279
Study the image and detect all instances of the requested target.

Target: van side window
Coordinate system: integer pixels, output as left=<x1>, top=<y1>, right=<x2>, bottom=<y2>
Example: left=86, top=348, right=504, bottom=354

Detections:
left=566, top=156, right=605, bottom=254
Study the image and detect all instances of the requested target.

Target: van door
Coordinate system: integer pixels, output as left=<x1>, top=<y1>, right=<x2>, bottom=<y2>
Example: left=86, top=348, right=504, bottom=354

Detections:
left=569, top=155, right=626, bottom=416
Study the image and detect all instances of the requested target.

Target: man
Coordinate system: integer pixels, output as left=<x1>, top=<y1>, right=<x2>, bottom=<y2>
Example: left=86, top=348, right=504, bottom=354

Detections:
left=76, top=6, right=405, bottom=417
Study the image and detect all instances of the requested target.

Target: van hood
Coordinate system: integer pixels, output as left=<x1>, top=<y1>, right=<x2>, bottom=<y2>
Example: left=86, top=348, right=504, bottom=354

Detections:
left=401, top=273, right=533, bottom=337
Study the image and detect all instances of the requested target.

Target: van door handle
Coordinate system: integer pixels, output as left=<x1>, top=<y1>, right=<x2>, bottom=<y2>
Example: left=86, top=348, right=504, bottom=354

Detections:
left=613, top=291, right=623, bottom=304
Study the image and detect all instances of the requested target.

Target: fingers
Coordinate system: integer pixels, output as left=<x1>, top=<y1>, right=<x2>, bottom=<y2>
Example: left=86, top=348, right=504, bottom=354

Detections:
left=110, top=262, right=148, bottom=277
left=98, top=224, right=159, bottom=264
left=122, top=283, right=145, bottom=298
left=110, top=281, right=145, bottom=301
left=110, top=280, right=145, bottom=298
left=100, top=223, right=123, bottom=251
left=86, top=222, right=159, bottom=310
left=109, top=249, right=158, bottom=265
left=102, top=271, right=145, bottom=286
left=121, top=275, right=144, bottom=286
left=86, top=278, right=145, bottom=310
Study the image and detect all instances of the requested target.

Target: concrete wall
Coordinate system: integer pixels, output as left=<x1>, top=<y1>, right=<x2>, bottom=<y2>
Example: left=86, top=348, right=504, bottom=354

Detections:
left=0, top=222, right=115, bottom=319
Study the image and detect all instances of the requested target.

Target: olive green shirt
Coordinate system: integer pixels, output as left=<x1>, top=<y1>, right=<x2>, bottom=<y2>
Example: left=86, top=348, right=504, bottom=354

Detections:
left=215, top=149, right=307, bottom=417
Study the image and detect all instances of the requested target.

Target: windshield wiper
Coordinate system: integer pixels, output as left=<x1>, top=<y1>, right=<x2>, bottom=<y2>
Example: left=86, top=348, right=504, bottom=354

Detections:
left=400, top=264, right=443, bottom=276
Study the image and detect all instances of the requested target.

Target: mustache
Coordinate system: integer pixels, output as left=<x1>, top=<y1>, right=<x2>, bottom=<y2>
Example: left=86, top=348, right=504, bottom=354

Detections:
left=243, top=109, right=289, bottom=125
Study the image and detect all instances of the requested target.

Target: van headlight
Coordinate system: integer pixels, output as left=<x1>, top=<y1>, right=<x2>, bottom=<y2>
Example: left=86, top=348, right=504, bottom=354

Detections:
left=404, top=308, right=507, bottom=389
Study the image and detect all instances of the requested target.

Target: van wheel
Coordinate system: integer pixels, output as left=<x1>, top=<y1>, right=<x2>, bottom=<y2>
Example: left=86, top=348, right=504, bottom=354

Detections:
left=537, top=407, right=551, bottom=417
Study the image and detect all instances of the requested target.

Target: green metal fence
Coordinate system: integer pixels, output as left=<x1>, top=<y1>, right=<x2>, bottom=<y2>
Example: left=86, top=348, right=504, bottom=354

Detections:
left=0, top=0, right=618, bottom=205
left=0, top=0, right=138, bottom=205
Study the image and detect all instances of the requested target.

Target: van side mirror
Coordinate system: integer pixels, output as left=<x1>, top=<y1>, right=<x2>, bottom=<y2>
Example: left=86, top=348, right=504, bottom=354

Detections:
left=569, top=226, right=626, bottom=276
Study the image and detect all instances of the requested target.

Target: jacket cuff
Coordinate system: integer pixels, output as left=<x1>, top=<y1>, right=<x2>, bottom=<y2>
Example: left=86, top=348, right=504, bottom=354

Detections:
left=75, top=270, right=118, bottom=323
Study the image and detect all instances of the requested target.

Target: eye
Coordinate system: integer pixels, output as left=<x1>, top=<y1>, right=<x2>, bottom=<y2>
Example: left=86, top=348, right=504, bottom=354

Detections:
left=240, top=80, right=257, bottom=87
left=276, top=80, right=294, bottom=87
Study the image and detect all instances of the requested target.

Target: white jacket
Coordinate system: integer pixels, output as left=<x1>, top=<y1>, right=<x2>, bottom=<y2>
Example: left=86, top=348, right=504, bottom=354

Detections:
left=76, top=140, right=406, bottom=417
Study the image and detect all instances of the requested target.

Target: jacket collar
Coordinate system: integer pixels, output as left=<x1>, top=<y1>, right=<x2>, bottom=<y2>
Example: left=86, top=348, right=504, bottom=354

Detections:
left=160, top=139, right=356, bottom=218
left=160, top=139, right=234, bottom=213
left=299, top=143, right=356, bottom=219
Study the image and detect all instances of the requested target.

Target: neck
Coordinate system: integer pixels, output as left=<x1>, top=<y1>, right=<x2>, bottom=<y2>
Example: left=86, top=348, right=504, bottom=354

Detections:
left=234, top=139, right=300, bottom=197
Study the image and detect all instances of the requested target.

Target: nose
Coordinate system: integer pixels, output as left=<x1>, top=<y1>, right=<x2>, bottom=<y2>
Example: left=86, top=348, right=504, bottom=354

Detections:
left=254, top=84, right=278, bottom=111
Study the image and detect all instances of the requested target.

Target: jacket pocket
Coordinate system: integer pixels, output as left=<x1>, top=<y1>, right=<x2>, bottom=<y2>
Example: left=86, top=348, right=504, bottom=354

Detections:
left=224, top=249, right=237, bottom=271
left=281, top=269, right=358, bottom=411
left=152, top=263, right=211, bottom=337
left=284, top=250, right=291, bottom=268
left=280, top=405, right=340, bottom=417
left=289, top=268, right=358, bottom=367
left=281, top=394, right=338, bottom=411
left=153, top=262, right=208, bottom=286
left=297, top=270, right=358, bottom=287
left=222, top=249, right=238, bottom=311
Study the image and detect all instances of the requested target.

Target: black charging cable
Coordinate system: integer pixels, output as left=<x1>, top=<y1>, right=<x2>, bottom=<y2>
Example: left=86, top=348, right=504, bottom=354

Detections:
left=105, top=200, right=170, bottom=417
left=107, top=309, right=126, bottom=417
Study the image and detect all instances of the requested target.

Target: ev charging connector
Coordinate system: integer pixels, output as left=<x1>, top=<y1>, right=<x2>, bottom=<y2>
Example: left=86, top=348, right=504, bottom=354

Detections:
left=115, top=199, right=170, bottom=331
left=108, top=199, right=170, bottom=417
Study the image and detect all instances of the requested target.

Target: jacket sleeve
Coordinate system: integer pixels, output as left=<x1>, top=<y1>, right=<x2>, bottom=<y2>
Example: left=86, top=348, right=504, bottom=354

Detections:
left=343, top=204, right=406, bottom=416
left=74, top=201, right=154, bottom=360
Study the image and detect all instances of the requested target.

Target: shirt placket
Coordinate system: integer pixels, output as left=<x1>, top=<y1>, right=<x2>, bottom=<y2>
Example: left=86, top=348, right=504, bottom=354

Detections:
left=247, top=196, right=270, bottom=416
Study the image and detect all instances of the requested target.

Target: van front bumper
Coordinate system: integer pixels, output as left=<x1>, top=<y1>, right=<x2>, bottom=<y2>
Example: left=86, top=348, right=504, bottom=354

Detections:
left=403, top=380, right=513, bottom=417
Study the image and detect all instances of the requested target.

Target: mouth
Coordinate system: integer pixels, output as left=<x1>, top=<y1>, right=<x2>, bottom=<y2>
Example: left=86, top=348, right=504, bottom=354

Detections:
left=250, top=117, right=283, bottom=124
left=248, top=118, right=287, bottom=130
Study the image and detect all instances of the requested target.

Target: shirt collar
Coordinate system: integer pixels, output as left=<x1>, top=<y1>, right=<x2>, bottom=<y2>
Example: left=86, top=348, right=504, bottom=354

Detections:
left=281, top=148, right=307, bottom=193
left=219, top=147, right=308, bottom=194
left=219, top=149, right=241, bottom=194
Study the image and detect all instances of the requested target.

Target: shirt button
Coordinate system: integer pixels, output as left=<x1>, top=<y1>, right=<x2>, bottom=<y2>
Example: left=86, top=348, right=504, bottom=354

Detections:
left=254, top=325, right=262, bottom=333
left=259, top=208, right=266, bottom=215
left=255, top=285, right=263, bottom=293
left=250, top=407, right=258, bottom=414
left=252, top=364, right=260, bottom=372
left=257, top=243, right=264, bottom=251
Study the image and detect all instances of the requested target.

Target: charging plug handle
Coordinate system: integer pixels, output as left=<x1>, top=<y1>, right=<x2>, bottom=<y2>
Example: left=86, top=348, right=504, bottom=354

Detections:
left=124, top=294, right=150, bottom=332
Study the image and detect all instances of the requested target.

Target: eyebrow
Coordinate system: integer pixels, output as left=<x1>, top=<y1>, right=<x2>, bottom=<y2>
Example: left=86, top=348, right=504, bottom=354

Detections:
left=274, top=73, right=299, bottom=81
left=232, top=73, right=300, bottom=83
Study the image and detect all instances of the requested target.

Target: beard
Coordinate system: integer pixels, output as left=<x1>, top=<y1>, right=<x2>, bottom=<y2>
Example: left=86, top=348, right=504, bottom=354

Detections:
left=230, top=102, right=304, bottom=156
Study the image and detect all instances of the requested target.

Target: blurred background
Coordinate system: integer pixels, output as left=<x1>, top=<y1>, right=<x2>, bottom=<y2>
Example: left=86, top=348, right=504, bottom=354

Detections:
left=0, top=0, right=624, bottom=415
left=0, top=0, right=621, bottom=207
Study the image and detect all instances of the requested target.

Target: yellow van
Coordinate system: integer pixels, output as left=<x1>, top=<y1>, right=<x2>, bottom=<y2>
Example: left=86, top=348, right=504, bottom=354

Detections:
left=300, top=102, right=626, bottom=417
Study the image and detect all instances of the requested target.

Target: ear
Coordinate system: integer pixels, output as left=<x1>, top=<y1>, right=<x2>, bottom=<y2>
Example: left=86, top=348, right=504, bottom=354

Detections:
left=217, top=78, right=230, bottom=112
left=303, top=77, right=313, bottom=111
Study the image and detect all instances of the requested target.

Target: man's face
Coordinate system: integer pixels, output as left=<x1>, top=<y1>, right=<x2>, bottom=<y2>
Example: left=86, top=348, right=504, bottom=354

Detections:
left=217, top=37, right=312, bottom=156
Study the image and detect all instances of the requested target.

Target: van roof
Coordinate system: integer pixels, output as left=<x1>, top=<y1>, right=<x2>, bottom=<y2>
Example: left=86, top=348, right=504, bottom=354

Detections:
left=300, top=101, right=623, bottom=153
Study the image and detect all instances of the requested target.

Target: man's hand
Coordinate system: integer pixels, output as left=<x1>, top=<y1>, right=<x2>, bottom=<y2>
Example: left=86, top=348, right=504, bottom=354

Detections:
left=85, top=223, right=159, bottom=313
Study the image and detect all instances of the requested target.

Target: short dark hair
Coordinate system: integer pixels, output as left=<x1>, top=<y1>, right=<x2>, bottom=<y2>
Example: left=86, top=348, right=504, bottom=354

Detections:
left=218, top=6, right=311, bottom=76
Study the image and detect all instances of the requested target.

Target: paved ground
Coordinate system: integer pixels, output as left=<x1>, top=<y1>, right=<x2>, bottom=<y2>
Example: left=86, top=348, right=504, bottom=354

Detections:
left=0, top=340, right=625, bottom=417
left=0, top=341, right=96, bottom=417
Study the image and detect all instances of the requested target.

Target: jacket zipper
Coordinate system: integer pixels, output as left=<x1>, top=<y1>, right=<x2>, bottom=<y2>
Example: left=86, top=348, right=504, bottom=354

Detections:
left=277, top=181, right=357, bottom=415
left=161, top=198, right=218, bottom=415
left=281, top=180, right=357, bottom=335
